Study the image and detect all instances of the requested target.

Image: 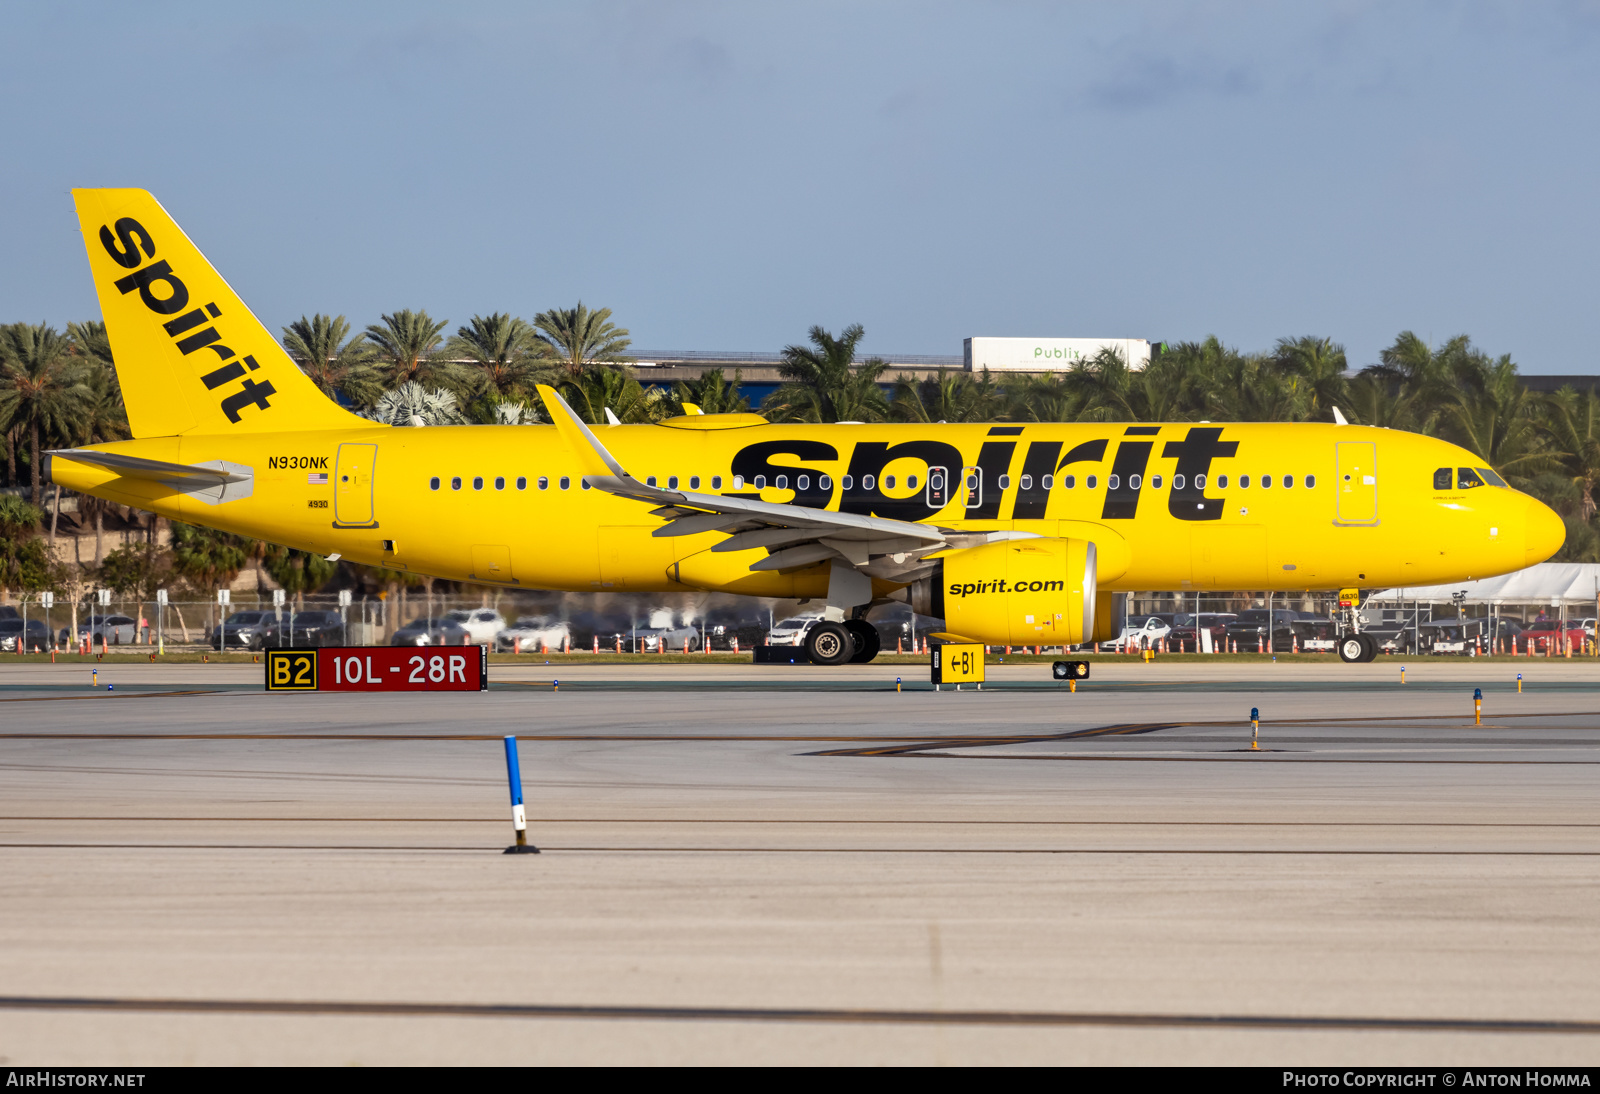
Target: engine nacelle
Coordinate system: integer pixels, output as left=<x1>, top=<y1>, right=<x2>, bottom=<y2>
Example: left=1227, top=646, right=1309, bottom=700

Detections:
left=909, top=537, right=1099, bottom=647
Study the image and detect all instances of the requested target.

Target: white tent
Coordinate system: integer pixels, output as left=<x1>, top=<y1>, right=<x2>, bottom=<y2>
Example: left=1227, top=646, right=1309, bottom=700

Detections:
left=1367, top=563, right=1600, bottom=606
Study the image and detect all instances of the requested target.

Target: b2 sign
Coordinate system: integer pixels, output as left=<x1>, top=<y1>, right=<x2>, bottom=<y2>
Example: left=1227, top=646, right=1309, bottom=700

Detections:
left=266, top=646, right=487, bottom=692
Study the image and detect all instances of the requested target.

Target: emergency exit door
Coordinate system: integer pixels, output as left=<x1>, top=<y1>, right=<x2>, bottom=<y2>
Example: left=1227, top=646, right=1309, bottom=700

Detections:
left=333, top=443, right=378, bottom=528
left=1335, top=442, right=1378, bottom=525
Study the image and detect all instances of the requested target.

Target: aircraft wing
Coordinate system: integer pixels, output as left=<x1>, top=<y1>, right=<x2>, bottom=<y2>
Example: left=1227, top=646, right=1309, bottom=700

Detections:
left=535, top=385, right=961, bottom=577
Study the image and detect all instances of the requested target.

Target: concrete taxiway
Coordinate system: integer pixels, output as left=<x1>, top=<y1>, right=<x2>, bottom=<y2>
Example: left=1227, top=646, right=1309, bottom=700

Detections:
left=1, top=658, right=1598, bottom=1064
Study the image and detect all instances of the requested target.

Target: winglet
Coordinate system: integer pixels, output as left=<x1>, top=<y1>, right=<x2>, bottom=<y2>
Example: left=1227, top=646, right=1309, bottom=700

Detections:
left=1332, top=406, right=1349, bottom=426
left=535, top=384, right=629, bottom=480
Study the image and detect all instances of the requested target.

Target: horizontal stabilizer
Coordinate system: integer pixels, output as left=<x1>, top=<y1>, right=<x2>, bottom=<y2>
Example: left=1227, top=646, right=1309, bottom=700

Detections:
left=47, top=448, right=249, bottom=484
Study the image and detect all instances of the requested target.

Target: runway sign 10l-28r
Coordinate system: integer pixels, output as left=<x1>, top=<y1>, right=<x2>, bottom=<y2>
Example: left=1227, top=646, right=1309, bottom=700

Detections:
left=265, top=646, right=488, bottom=692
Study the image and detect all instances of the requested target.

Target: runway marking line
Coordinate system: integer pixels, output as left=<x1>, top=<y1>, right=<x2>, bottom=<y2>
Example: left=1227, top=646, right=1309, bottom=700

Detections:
left=5, top=844, right=1600, bottom=856
left=0, top=994, right=1596, bottom=1035
left=4, top=818, right=1597, bottom=827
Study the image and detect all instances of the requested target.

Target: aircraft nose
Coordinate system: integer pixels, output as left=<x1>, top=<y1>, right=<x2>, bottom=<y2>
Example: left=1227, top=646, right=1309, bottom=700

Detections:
left=1524, top=495, right=1566, bottom=566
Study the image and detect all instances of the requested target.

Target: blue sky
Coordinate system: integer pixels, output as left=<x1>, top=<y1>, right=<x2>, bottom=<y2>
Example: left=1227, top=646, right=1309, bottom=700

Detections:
left=3, top=1, right=1598, bottom=371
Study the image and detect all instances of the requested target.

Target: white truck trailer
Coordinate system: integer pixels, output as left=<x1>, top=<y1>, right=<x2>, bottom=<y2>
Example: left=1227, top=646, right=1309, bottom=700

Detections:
left=963, top=337, right=1157, bottom=372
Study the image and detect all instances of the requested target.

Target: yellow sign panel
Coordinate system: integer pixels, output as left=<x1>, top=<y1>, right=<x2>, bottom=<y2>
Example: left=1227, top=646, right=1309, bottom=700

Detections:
left=931, top=643, right=986, bottom=685
left=1338, top=587, right=1361, bottom=608
left=266, top=649, right=318, bottom=691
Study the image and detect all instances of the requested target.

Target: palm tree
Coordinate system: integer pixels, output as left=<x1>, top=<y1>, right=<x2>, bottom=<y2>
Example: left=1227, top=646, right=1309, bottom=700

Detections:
left=0, top=495, right=54, bottom=600
left=560, top=367, right=662, bottom=424
left=170, top=522, right=251, bottom=636
left=449, top=313, right=555, bottom=399
left=282, top=314, right=383, bottom=409
left=263, top=543, right=339, bottom=609
left=670, top=368, right=750, bottom=415
left=1444, top=354, right=1546, bottom=486
left=1542, top=388, right=1600, bottom=520
left=892, top=368, right=1004, bottom=423
left=67, top=320, right=114, bottom=367
left=1270, top=336, right=1349, bottom=421
left=764, top=324, right=889, bottom=423
left=366, top=382, right=465, bottom=426
left=1069, top=342, right=1207, bottom=422
left=0, top=323, right=90, bottom=507
left=533, top=303, right=632, bottom=376
left=364, top=310, right=463, bottom=391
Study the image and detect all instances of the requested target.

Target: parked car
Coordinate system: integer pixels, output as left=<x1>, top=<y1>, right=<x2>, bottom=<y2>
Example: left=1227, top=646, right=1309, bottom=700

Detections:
left=1290, top=615, right=1338, bottom=652
left=1106, top=613, right=1176, bottom=651
left=631, top=625, right=704, bottom=652
left=442, top=608, right=505, bottom=645
left=765, top=615, right=822, bottom=647
left=494, top=617, right=572, bottom=652
left=393, top=616, right=471, bottom=646
left=1223, top=609, right=1302, bottom=652
left=1167, top=612, right=1236, bottom=651
left=211, top=610, right=282, bottom=650
left=1519, top=619, right=1587, bottom=652
left=0, top=618, right=52, bottom=652
left=282, top=610, right=345, bottom=647
left=59, top=614, right=139, bottom=646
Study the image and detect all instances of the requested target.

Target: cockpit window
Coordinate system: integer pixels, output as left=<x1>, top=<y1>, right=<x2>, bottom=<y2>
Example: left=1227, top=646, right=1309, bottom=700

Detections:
left=1477, top=467, right=1507, bottom=487
left=1458, top=468, right=1486, bottom=490
left=1433, top=468, right=1452, bottom=490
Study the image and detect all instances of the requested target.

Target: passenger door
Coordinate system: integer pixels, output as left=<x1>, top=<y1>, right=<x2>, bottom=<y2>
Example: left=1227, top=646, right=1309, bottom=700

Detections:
left=1335, top=442, right=1378, bottom=525
left=333, top=443, right=379, bottom=528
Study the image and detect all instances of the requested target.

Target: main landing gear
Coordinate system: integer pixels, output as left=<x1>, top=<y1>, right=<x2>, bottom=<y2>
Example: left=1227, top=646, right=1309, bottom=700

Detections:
left=1338, top=632, right=1378, bottom=663
left=804, top=619, right=881, bottom=666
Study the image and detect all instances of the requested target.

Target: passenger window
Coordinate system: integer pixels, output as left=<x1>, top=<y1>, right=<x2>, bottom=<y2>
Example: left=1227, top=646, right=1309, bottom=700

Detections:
left=451, top=477, right=462, bottom=491
left=1216, top=475, right=1227, bottom=488
left=1173, top=474, right=1185, bottom=490
left=819, top=475, right=832, bottom=491
left=863, top=475, right=875, bottom=490
left=516, top=477, right=526, bottom=490
left=429, top=477, right=440, bottom=491
left=797, top=475, right=809, bottom=491
left=1063, top=475, right=1074, bottom=489
left=885, top=475, right=895, bottom=489
left=1239, top=475, right=1250, bottom=488
left=581, top=479, right=591, bottom=490
left=1196, top=474, right=1207, bottom=489
left=473, top=476, right=484, bottom=490
left=1458, top=468, right=1485, bottom=489
left=755, top=475, right=767, bottom=489
left=1129, top=474, right=1141, bottom=490
left=538, top=476, right=548, bottom=490
left=646, top=476, right=657, bottom=487
left=559, top=476, right=570, bottom=490
left=1151, top=475, right=1162, bottom=488
left=494, top=476, right=505, bottom=490
left=1020, top=475, right=1033, bottom=490
left=692, top=475, right=703, bottom=489
left=732, top=476, right=744, bottom=489
left=842, top=475, right=853, bottom=490
left=777, top=475, right=789, bottom=489
left=1283, top=475, right=1293, bottom=488
left=668, top=475, right=679, bottom=489
left=998, top=474, right=1010, bottom=489
left=1477, top=467, right=1507, bottom=487
left=1305, top=474, right=1315, bottom=488
left=1042, top=474, right=1053, bottom=489
left=907, top=474, right=918, bottom=489
left=1261, top=475, right=1271, bottom=488
left=1433, top=467, right=1452, bottom=490
left=712, top=475, right=722, bottom=489
left=1086, top=475, right=1097, bottom=489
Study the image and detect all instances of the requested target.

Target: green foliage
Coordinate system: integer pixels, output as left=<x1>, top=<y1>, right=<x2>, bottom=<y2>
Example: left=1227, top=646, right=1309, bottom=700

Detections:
left=559, top=366, right=662, bottom=424
left=97, top=543, right=165, bottom=599
left=533, top=303, right=631, bottom=376
left=263, top=544, right=338, bottom=597
left=449, top=313, right=556, bottom=401
left=364, top=310, right=466, bottom=392
left=670, top=368, right=749, bottom=416
left=283, top=314, right=383, bottom=409
left=169, top=522, right=251, bottom=592
left=892, top=368, right=1005, bottom=423
left=0, top=323, right=92, bottom=505
left=764, top=324, right=889, bottom=423
left=0, top=495, right=56, bottom=592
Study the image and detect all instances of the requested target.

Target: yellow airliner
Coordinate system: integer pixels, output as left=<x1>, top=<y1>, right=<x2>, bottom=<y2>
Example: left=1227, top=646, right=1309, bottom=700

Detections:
left=46, top=189, right=1566, bottom=664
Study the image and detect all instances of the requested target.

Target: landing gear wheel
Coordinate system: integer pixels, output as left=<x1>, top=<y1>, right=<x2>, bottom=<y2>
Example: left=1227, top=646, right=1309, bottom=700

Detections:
left=1358, top=633, right=1379, bottom=662
left=843, top=619, right=880, bottom=664
left=1338, top=634, right=1365, bottom=663
left=805, top=621, right=854, bottom=666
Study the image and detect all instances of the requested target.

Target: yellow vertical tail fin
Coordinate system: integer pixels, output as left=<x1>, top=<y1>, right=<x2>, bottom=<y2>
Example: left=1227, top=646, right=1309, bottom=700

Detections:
left=71, top=188, right=372, bottom=437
